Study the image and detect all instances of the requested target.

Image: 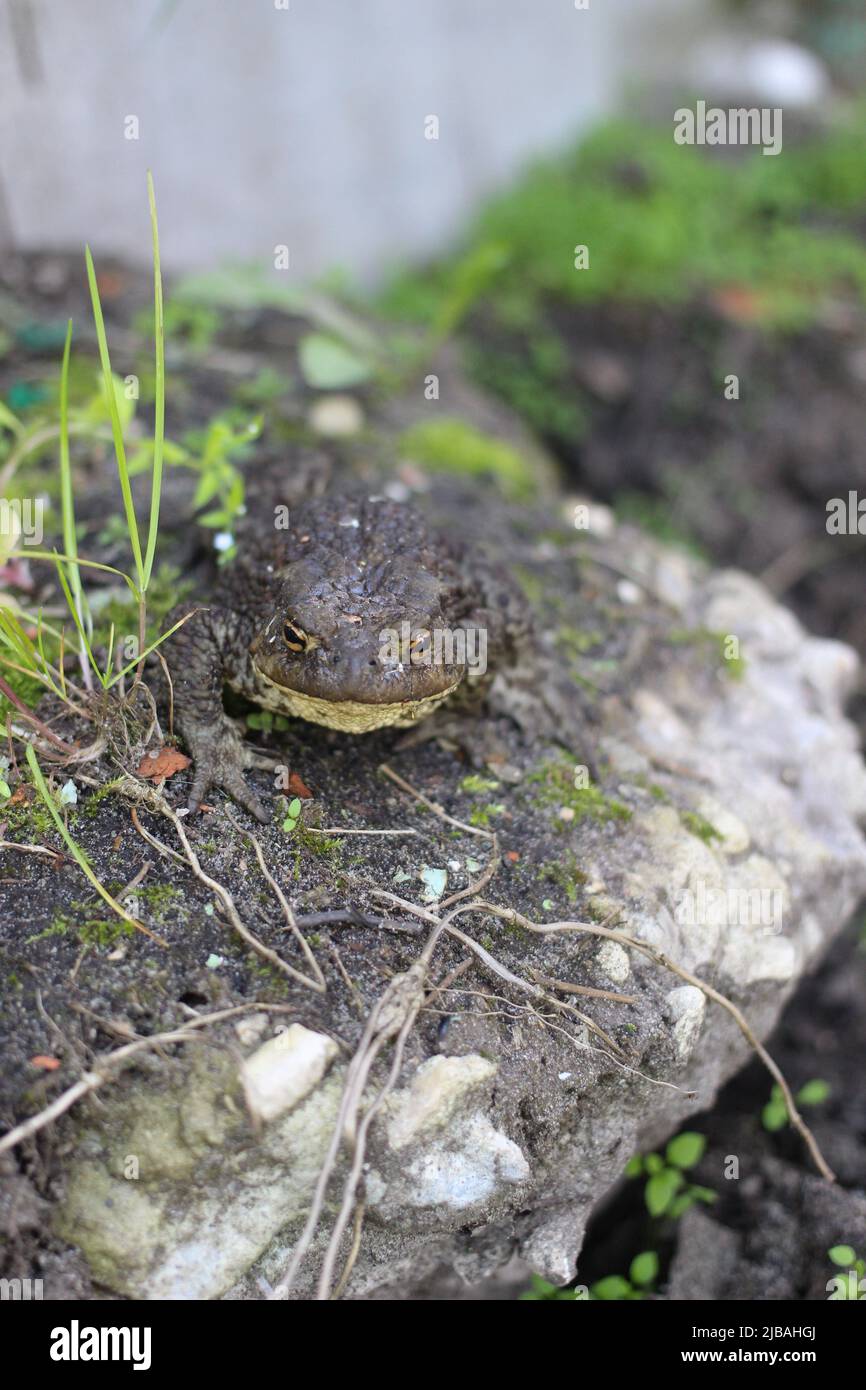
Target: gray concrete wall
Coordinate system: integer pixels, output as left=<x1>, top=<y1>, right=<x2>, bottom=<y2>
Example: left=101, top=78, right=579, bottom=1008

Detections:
left=0, top=0, right=712, bottom=281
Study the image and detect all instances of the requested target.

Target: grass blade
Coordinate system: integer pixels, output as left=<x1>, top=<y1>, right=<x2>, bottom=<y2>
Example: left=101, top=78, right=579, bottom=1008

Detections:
left=143, top=172, right=165, bottom=590
left=16, top=550, right=141, bottom=599
left=84, top=245, right=144, bottom=587
left=24, top=743, right=167, bottom=945
left=52, top=554, right=106, bottom=689
left=106, top=608, right=194, bottom=690
left=58, top=318, right=93, bottom=690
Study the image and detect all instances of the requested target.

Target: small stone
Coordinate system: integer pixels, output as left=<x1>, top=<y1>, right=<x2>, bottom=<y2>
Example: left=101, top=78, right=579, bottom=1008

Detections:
left=307, top=393, right=365, bottom=437
left=558, top=806, right=575, bottom=823
left=234, top=1012, right=270, bottom=1047
left=387, top=1054, right=495, bottom=1150
left=617, top=579, right=642, bottom=605
left=665, top=985, right=706, bottom=1059
left=241, top=1023, right=338, bottom=1124
left=596, top=940, right=630, bottom=984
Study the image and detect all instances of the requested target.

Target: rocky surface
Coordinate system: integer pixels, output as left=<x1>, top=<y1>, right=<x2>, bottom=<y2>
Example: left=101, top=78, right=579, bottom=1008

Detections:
left=19, top=521, right=866, bottom=1300
left=1, top=263, right=865, bottom=1300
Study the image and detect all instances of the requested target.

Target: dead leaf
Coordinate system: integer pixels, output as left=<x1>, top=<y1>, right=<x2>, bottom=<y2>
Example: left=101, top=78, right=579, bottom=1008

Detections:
left=287, top=772, right=313, bottom=799
left=137, top=746, right=192, bottom=781
left=31, top=1055, right=61, bottom=1071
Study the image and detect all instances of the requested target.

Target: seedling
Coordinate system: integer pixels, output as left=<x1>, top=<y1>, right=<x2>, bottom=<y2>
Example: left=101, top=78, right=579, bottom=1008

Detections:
left=827, top=1245, right=866, bottom=1300
left=626, top=1131, right=716, bottom=1219
left=282, top=797, right=302, bottom=834
left=591, top=1250, right=659, bottom=1300
left=762, top=1079, right=829, bottom=1132
left=519, top=1250, right=659, bottom=1302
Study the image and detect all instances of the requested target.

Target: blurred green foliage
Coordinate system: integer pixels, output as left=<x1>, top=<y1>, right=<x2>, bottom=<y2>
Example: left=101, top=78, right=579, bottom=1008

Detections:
left=380, top=114, right=866, bottom=331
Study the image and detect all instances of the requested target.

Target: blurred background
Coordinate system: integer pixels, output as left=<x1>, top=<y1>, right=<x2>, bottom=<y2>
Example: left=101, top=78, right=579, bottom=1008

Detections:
left=0, top=0, right=718, bottom=278
left=2, top=0, right=866, bottom=693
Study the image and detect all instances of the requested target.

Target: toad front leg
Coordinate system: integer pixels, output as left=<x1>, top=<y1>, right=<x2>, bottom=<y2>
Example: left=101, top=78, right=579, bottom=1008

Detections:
left=162, top=603, right=271, bottom=823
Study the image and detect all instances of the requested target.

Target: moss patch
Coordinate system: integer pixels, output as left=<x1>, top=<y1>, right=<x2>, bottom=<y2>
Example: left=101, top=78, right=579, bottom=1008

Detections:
left=399, top=419, right=536, bottom=500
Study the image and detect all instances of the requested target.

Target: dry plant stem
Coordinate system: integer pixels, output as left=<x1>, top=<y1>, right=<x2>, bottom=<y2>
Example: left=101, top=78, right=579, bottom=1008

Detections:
left=0, top=1003, right=296, bottom=1157
left=127, top=797, right=322, bottom=993
left=225, top=808, right=325, bottom=990
left=379, top=761, right=500, bottom=908
left=154, top=649, right=174, bottom=737
left=0, top=675, right=74, bottom=751
left=528, top=967, right=637, bottom=1005
left=0, top=839, right=64, bottom=862
left=271, top=921, right=446, bottom=1301
left=372, top=890, right=625, bottom=1059
left=295, top=908, right=423, bottom=937
left=380, top=762, right=495, bottom=840
left=330, top=1200, right=365, bottom=1301
left=314, top=827, right=417, bottom=836
left=476, top=902, right=835, bottom=1184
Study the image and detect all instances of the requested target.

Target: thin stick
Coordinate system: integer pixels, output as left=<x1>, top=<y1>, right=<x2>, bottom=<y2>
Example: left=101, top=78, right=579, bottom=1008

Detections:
left=528, top=967, right=637, bottom=1005
left=473, top=901, right=836, bottom=1183
left=129, top=800, right=322, bottom=992
left=0, top=840, right=64, bottom=862
left=0, top=1003, right=297, bottom=1157
left=225, top=808, right=325, bottom=990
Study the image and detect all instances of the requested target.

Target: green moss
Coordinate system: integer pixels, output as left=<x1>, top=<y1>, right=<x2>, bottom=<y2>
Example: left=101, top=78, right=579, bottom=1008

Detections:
left=295, top=824, right=345, bottom=861
left=137, top=883, right=183, bottom=919
left=556, top=626, right=603, bottom=658
left=468, top=802, right=506, bottom=829
left=82, top=780, right=123, bottom=817
left=462, top=335, right=586, bottom=443
left=680, top=811, right=722, bottom=845
left=399, top=419, right=536, bottom=500
left=27, top=909, right=134, bottom=948
left=459, top=774, right=501, bottom=794
left=79, top=917, right=135, bottom=948
left=513, top=565, right=546, bottom=606
left=528, top=760, right=632, bottom=825
left=540, top=850, right=588, bottom=904
left=667, top=627, right=747, bottom=680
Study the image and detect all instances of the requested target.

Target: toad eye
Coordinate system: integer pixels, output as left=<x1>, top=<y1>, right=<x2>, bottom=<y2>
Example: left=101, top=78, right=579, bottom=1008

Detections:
left=282, top=620, right=310, bottom=653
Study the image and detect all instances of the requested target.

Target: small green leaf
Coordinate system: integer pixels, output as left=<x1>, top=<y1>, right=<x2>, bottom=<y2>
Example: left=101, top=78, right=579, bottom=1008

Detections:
left=0, top=779, right=11, bottom=798
left=592, top=1275, right=632, bottom=1301
left=667, top=1193, right=695, bottom=1220
left=298, top=333, right=372, bottom=389
left=287, top=797, right=302, bottom=819
left=646, top=1167, right=683, bottom=1217
left=624, top=1155, right=643, bottom=1178
left=0, top=400, right=23, bottom=434
left=643, top=1152, right=664, bottom=1174
left=796, top=1079, right=830, bottom=1107
left=666, top=1132, right=706, bottom=1169
left=762, top=1100, right=787, bottom=1132
left=829, top=1245, right=857, bottom=1267
left=690, top=1185, right=718, bottom=1205
left=629, top=1251, right=658, bottom=1287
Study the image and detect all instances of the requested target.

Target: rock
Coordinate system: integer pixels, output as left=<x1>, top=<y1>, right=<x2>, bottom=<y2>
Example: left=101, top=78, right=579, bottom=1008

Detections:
left=241, top=1025, right=339, bottom=1124
left=307, top=394, right=365, bottom=437
left=3, top=299, right=865, bottom=1301
left=596, top=941, right=631, bottom=985
left=385, top=1054, right=496, bottom=1149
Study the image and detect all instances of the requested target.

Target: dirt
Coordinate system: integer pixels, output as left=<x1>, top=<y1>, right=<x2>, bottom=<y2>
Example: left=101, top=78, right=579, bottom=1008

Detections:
left=470, top=292, right=866, bottom=732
